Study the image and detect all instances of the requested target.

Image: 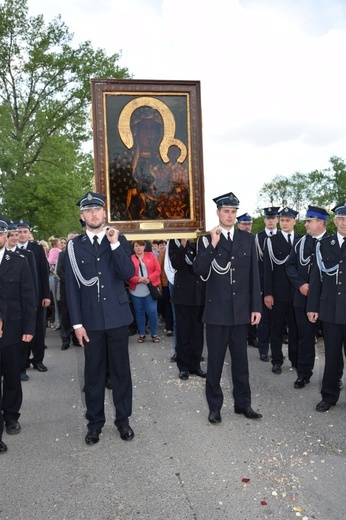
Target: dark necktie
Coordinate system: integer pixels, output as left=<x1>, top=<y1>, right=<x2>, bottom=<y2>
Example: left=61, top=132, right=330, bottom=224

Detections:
left=287, top=233, right=292, bottom=247
left=21, top=246, right=25, bottom=250
left=227, top=231, right=231, bottom=242
left=270, top=231, right=273, bottom=235
left=93, top=235, right=99, bottom=251
left=342, top=237, right=346, bottom=252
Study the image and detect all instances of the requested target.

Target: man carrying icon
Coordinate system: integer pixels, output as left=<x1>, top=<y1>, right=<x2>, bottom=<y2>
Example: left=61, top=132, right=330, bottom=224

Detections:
left=194, top=192, right=262, bottom=424
left=64, top=192, right=135, bottom=445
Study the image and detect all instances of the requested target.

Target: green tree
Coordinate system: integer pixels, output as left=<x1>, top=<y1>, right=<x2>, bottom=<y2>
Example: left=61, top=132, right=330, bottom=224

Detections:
left=257, top=156, right=346, bottom=215
left=0, top=0, right=131, bottom=237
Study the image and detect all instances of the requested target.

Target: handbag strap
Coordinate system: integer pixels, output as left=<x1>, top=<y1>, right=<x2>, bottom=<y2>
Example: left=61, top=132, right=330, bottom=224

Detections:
left=136, top=256, right=145, bottom=277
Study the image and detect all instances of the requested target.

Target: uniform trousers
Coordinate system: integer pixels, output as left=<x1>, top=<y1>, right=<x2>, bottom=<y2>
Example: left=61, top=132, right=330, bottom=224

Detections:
left=269, top=300, right=298, bottom=367
left=168, top=282, right=177, bottom=352
left=206, top=324, right=251, bottom=412
left=175, top=304, right=203, bottom=373
left=161, top=286, right=174, bottom=332
left=257, top=296, right=270, bottom=356
left=294, top=307, right=317, bottom=379
left=84, top=326, right=132, bottom=430
left=23, top=305, right=47, bottom=369
left=1, top=342, right=22, bottom=422
left=59, top=299, right=78, bottom=347
left=320, top=321, right=346, bottom=405
left=0, top=349, right=4, bottom=439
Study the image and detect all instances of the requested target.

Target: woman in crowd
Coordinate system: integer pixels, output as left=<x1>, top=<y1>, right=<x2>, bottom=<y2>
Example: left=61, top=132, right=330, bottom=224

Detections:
left=60, top=237, right=67, bottom=250
left=47, top=236, right=61, bottom=330
left=128, top=240, right=161, bottom=343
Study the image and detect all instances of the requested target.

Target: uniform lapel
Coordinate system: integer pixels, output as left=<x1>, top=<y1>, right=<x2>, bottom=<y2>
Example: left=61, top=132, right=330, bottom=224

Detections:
left=218, top=233, right=232, bottom=254
left=277, top=230, right=291, bottom=254
left=0, top=251, right=12, bottom=275
left=231, top=228, right=241, bottom=255
left=80, top=234, right=98, bottom=256
left=98, top=235, right=110, bottom=255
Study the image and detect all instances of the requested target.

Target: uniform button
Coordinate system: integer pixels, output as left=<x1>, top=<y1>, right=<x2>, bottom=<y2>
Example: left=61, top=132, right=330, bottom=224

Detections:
left=340, top=271, right=343, bottom=274
left=97, top=258, right=100, bottom=262
left=233, top=280, right=236, bottom=283
left=103, top=297, right=107, bottom=300
left=233, top=292, right=236, bottom=295
left=338, top=292, right=341, bottom=295
left=231, top=256, right=235, bottom=260
left=101, top=285, right=104, bottom=288
left=98, top=272, right=102, bottom=275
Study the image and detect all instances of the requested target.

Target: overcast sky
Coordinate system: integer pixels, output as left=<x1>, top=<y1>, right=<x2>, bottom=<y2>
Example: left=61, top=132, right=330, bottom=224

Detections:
left=27, top=0, right=346, bottom=228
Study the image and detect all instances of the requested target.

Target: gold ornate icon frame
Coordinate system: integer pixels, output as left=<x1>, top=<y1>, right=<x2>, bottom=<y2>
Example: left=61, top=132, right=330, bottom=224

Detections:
left=91, top=79, right=205, bottom=239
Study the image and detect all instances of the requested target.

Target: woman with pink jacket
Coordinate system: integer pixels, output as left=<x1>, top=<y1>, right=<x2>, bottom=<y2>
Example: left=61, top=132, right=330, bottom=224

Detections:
left=128, top=241, right=161, bottom=343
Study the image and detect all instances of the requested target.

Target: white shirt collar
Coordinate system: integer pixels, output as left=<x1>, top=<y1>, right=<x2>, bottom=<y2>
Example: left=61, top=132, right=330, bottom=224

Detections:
left=0, top=247, right=6, bottom=263
left=86, top=229, right=105, bottom=244
left=265, top=228, right=277, bottom=236
left=337, top=232, right=346, bottom=247
left=315, top=231, right=326, bottom=241
left=219, top=226, right=234, bottom=240
left=281, top=230, right=294, bottom=242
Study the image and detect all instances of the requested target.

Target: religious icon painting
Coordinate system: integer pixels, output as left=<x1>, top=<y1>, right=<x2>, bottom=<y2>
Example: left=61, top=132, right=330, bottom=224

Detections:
left=91, top=79, right=205, bottom=239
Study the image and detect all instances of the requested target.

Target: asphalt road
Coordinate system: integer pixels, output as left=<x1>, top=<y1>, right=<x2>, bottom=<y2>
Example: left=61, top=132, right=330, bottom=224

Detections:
left=1, top=325, right=345, bottom=520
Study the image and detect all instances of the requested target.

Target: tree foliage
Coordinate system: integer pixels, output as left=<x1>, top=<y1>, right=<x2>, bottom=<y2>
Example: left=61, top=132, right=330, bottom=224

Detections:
left=257, top=156, right=346, bottom=215
left=0, top=0, right=131, bottom=237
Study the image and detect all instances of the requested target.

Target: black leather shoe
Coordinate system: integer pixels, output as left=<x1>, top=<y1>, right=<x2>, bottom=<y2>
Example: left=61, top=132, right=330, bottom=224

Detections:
left=179, top=371, right=189, bottom=380
left=208, top=410, right=221, bottom=424
left=20, top=372, right=29, bottom=381
left=117, top=425, right=134, bottom=441
left=0, top=440, right=8, bottom=453
left=33, top=362, right=48, bottom=372
left=170, top=353, right=177, bottom=362
left=272, top=364, right=282, bottom=374
left=316, top=400, right=335, bottom=412
left=61, top=343, right=69, bottom=350
left=190, top=368, right=207, bottom=378
left=85, top=429, right=101, bottom=445
left=5, top=420, right=21, bottom=435
left=260, top=354, right=269, bottom=362
left=339, top=379, right=344, bottom=390
left=234, top=406, right=262, bottom=419
left=248, top=339, right=259, bottom=348
left=294, top=377, right=310, bottom=389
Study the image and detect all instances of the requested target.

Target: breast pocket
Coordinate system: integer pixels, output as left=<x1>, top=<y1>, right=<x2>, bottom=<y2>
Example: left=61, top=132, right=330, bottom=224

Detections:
left=2, top=274, right=20, bottom=283
left=236, top=249, right=251, bottom=264
left=77, top=257, right=94, bottom=278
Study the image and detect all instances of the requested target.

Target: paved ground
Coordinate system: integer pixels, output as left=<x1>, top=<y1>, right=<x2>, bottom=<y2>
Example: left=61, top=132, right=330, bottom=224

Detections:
left=1, top=325, right=345, bottom=520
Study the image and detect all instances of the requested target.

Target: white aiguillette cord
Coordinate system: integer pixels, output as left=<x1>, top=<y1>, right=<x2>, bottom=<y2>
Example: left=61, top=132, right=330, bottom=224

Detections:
left=67, top=240, right=100, bottom=300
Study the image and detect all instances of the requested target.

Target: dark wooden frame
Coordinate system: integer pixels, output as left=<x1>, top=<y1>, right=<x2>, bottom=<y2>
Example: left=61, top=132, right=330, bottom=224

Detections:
left=90, top=79, right=205, bottom=239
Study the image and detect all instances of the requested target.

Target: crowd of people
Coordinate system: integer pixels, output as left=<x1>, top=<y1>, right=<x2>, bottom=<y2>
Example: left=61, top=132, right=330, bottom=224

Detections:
left=1, top=189, right=345, bottom=453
